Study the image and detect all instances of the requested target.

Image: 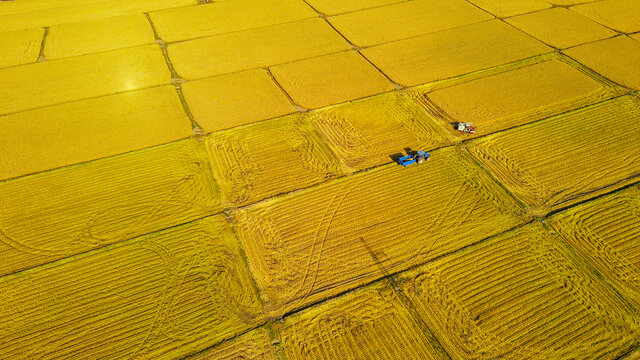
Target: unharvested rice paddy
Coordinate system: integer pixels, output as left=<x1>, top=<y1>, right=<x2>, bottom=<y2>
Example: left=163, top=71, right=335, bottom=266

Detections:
left=2, top=0, right=640, bottom=358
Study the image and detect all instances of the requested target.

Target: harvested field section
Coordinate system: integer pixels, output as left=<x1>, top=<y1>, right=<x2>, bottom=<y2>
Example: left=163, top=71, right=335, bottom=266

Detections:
left=206, top=114, right=346, bottom=207
left=572, top=0, right=640, bottom=33
left=149, top=0, right=316, bottom=43
left=276, top=281, right=446, bottom=360
left=564, top=36, right=640, bottom=90
left=309, top=91, right=452, bottom=171
left=0, top=85, right=193, bottom=181
left=467, top=96, right=640, bottom=214
left=361, top=20, right=551, bottom=87
left=327, top=0, right=493, bottom=47
left=0, top=28, right=44, bottom=69
left=186, top=328, right=277, bottom=360
left=505, top=7, right=617, bottom=49
left=0, top=216, right=263, bottom=360
left=234, top=147, right=525, bottom=315
left=412, top=58, right=622, bottom=139
left=551, top=184, right=640, bottom=307
left=398, top=224, right=640, bottom=360
left=0, top=139, right=222, bottom=277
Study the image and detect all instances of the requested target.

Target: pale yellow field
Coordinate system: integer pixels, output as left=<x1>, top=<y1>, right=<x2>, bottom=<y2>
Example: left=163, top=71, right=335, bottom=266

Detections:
left=2, top=0, right=639, bottom=358
left=362, top=20, right=552, bottom=86
left=465, top=0, right=551, bottom=17
left=0, top=0, right=195, bottom=33
left=0, top=139, right=221, bottom=277
left=506, top=7, right=617, bottom=49
left=398, top=224, right=640, bottom=359
left=181, top=69, right=295, bottom=132
left=206, top=114, right=346, bottom=206
left=551, top=184, right=640, bottom=307
left=270, top=51, right=394, bottom=109
left=412, top=57, right=622, bottom=138
left=467, top=96, right=640, bottom=214
left=167, top=18, right=350, bottom=80
left=276, top=281, right=446, bottom=359
left=0, top=44, right=170, bottom=115
left=564, top=36, right=640, bottom=90
left=0, top=27, right=44, bottom=69
left=0, top=85, right=193, bottom=180
left=304, top=0, right=403, bottom=16
left=234, top=147, right=525, bottom=315
left=44, top=14, right=155, bottom=59
left=149, top=0, right=316, bottom=43
left=572, top=0, right=640, bottom=33
left=327, top=0, right=493, bottom=47
left=309, top=91, right=452, bottom=170
left=0, top=216, right=263, bottom=359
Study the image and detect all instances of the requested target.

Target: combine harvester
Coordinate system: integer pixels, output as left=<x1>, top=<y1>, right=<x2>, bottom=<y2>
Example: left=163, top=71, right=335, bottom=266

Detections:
left=456, top=122, right=476, bottom=134
left=398, top=150, right=430, bottom=167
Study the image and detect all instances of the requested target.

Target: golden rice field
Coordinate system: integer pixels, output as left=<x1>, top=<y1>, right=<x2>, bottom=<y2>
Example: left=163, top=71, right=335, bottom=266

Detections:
left=2, top=0, right=640, bottom=359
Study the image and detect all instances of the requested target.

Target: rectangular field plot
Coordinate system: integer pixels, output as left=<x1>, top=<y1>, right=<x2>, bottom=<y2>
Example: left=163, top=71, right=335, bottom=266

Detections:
left=0, top=216, right=263, bottom=360
left=0, top=28, right=43, bottom=69
left=0, top=44, right=170, bottom=116
left=361, top=20, right=551, bottom=87
left=412, top=58, right=622, bottom=139
left=327, top=0, right=493, bottom=47
left=206, top=114, right=346, bottom=207
left=187, top=328, right=277, bottom=360
left=150, top=0, right=316, bottom=43
left=233, top=147, right=525, bottom=315
left=276, top=282, right=446, bottom=360
left=309, top=91, right=452, bottom=171
left=467, top=95, right=640, bottom=215
left=0, top=139, right=222, bottom=277
left=551, top=184, right=640, bottom=307
left=466, top=0, right=551, bottom=17
left=398, top=224, right=640, bottom=360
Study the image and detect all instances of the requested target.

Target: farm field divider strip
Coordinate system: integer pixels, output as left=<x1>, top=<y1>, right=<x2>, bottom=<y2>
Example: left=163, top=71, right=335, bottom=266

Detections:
left=144, top=12, right=201, bottom=130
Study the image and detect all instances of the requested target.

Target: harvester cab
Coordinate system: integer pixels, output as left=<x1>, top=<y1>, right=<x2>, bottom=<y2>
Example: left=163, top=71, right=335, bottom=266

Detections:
left=456, top=122, right=476, bottom=134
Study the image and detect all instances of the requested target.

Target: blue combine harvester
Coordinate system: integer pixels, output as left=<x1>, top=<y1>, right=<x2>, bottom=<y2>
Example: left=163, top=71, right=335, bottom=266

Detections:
left=397, top=150, right=430, bottom=167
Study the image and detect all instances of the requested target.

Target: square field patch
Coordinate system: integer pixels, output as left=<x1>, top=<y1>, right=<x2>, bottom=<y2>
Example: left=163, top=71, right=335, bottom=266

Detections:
left=206, top=114, right=347, bottom=207
left=309, top=91, right=452, bottom=171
